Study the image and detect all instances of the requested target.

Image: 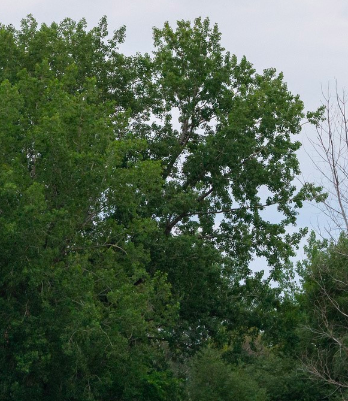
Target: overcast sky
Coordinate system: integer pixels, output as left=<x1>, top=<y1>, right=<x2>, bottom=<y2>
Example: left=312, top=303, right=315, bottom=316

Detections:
left=2, top=0, right=347, bottom=108
left=1, top=0, right=347, bottom=262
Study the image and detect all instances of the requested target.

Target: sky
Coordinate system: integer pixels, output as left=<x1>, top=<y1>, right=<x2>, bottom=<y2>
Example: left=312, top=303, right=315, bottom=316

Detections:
left=1, top=0, right=347, bottom=264
left=2, top=0, right=348, bottom=110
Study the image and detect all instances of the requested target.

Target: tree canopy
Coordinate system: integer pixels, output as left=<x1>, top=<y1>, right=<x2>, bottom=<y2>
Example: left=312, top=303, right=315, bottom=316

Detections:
left=0, top=15, right=326, bottom=401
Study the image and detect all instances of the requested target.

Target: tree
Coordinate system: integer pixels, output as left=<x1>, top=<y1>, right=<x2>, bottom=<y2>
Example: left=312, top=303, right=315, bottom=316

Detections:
left=0, top=16, right=180, bottom=401
left=0, top=15, right=319, bottom=400
left=308, top=83, right=348, bottom=236
left=126, top=17, right=318, bottom=347
left=298, top=234, right=348, bottom=400
left=186, top=348, right=267, bottom=401
left=300, top=81, right=348, bottom=398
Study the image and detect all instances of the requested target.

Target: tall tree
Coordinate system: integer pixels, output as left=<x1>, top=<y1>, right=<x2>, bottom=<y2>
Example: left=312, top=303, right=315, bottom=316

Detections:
left=124, top=17, right=318, bottom=347
left=0, top=15, right=321, bottom=400
left=0, top=16, right=180, bottom=401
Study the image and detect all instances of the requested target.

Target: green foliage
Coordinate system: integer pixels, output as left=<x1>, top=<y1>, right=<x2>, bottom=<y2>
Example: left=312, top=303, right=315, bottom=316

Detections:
left=127, top=17, right=317, bottom=348
left=0, top=16, right=180, bottom=401
left=298, top=234, right=348, bottom=399
left=0, top=14, right=320, bottom=400
left=243, top=351, right=328, bottom=401
left=186, top=348, right=267, bottom=401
